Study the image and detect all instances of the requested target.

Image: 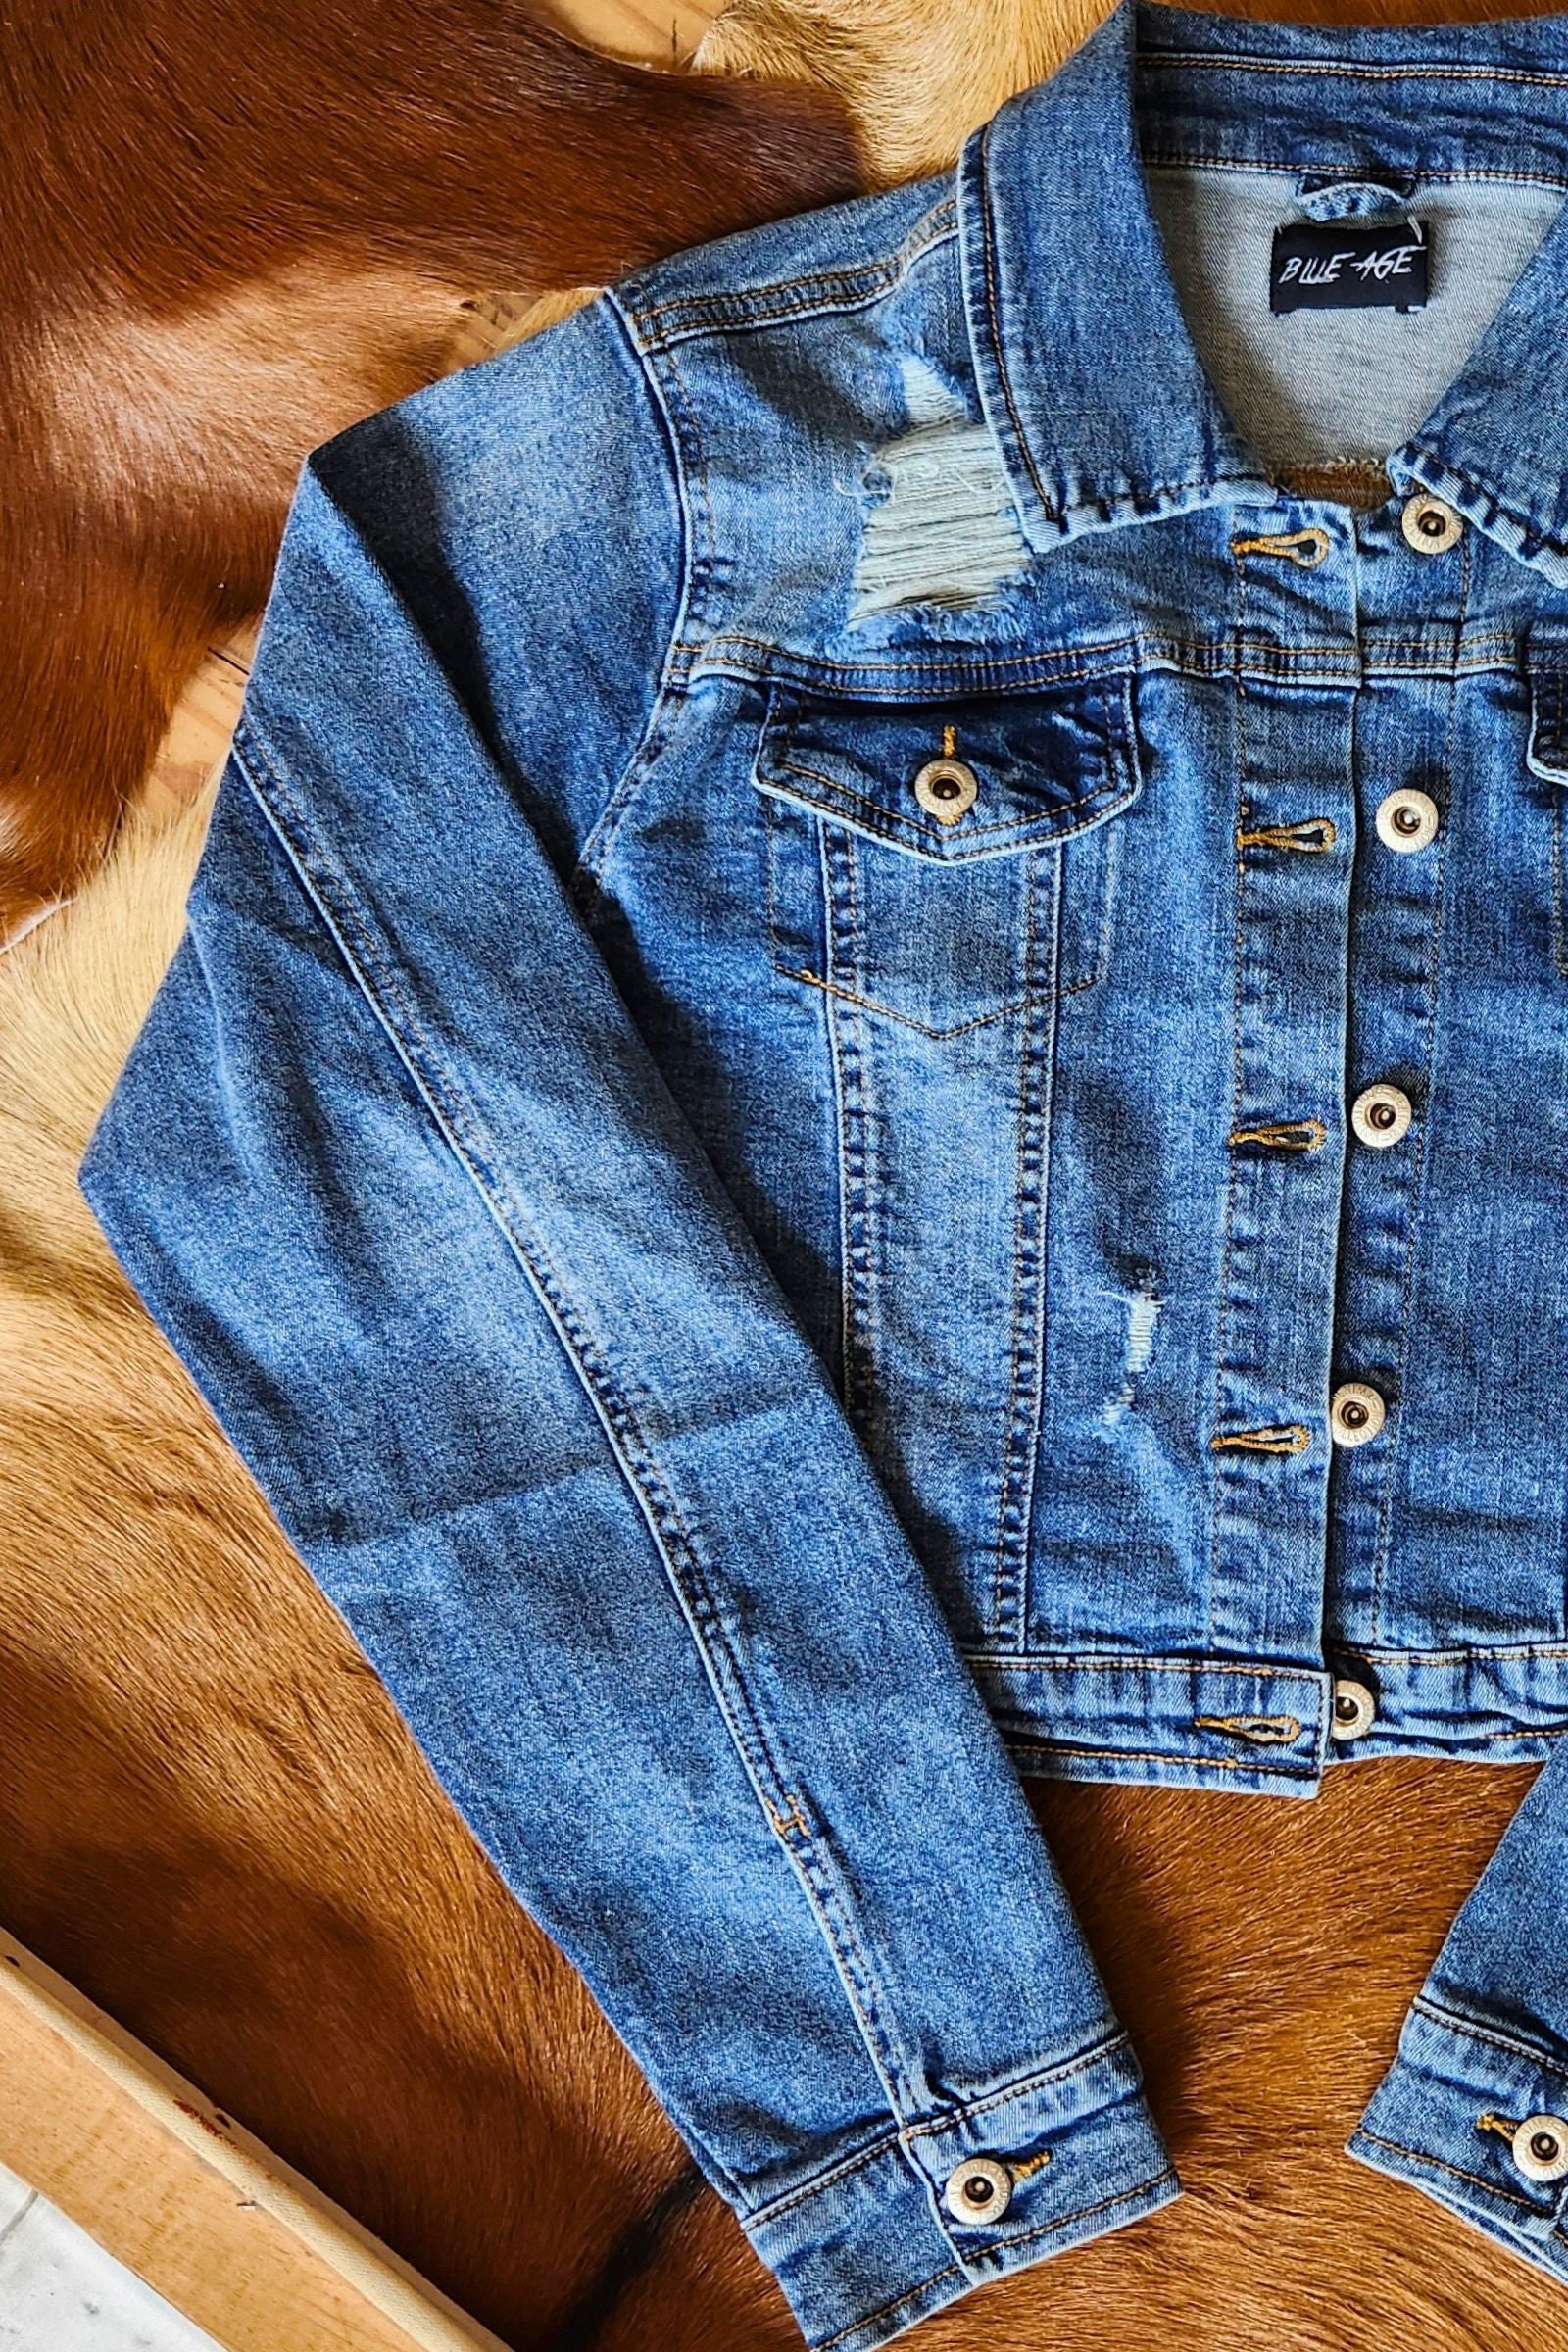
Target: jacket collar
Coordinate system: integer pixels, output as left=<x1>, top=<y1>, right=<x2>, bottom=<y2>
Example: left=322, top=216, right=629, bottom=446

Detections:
left=959, top=0, right=1568, bottom=585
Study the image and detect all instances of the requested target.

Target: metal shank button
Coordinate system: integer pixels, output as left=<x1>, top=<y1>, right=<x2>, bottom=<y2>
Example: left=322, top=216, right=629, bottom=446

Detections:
left=942, top=2155, right=1014, bottom=2226
left=1400, top=492, right=1464, bottom=555
left=913, top=757, right=979, bottom=825
left=1513, top=2116, right=1568, bottom=2184
left=1330, top=1381, right=1386, bottom=1447
left=1375, top=788, right=1440, bottom=854
left=1351, top=1082, right=1413, bottom=1150
left=1330, top=1677, right=1377, bottom=1740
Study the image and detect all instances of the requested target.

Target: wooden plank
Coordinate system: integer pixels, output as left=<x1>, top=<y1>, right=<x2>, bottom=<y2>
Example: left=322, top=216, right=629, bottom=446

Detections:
left=0, top=2160, right=221, bottom=2352
left=0, top=1927, right=513, bottom=2352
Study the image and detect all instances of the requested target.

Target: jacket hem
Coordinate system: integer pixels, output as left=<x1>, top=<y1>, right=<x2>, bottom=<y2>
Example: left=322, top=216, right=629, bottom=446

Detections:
left=743, top=2034, right=1178, bottom=2351
left=970, top=1652, right=1332, bottom=1793
left=971, top=1644, right=1568, bottom=1791
left=1348, top=1998, right=1568, bottom=2289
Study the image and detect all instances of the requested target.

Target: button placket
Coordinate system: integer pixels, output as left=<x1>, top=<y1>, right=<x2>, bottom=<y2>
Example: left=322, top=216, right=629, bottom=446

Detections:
left=1326, top=605, right=1450, bottom=1643
left=1209, top=512, right=1357, bottom=1666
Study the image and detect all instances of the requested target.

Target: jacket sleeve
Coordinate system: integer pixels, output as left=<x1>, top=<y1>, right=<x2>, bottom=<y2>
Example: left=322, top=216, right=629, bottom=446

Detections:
left=78, top=291, right=1176, bottom=2352
left=1349, top=1739, right=1568, bottom=2291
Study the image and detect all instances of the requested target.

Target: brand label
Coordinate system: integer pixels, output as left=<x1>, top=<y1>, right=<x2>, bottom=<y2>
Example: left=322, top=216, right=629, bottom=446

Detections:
left=1270, top=220, right=1429, bottom=315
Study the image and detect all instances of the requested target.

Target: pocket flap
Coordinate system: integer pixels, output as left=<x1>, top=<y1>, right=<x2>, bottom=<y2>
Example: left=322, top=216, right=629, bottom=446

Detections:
left=753, top=674, right=1143, bottom=862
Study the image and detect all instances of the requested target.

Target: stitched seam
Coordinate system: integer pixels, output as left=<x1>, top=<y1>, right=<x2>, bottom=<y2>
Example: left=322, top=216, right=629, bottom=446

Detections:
left=572, top=297, right=699, bottom=898
left=1006, top=1738, right=1315, bottom=1779
left=1369, top=576, right=1458, bottom=1641
left=1208, top=546, right=1250, bottom=1646
left=1413, top=1999, right=1568, bottom=2082
left=751, top=2131, right=903, bottom=2227
left=1353, top=2128, right=1541, bottom=2211
left=233, top=729, right=914, bottom=2116
left=990, top=854, right=1050, bottom=1642
left=968, top=1654, right=1324, bottom=1677
left=750, top=2032, right=1136, bottom=2227
left=1142, top=146, right=1568, bottom=196
left=902, top=2035, right=1135, bottom=2137
left=1354, top=1638, right=1568, bottom=1661
left=1408, top=451, right=1568, bottom=578
left=830, top=833, right=881, bottom=1437
left=1145, top=53, right=1568, bottom=87
left=685, top=637, right=1140, bottom=681
left=627, top=211, right=958, bottom=347
left=977, top=117, right=1056, bottom=524
left=812, top=2265, right=965, bottom=2351
left=770, top=756, right=1133, bottom=843
left=821, top=828, right=858, bottom=1419
left=779, top=963, right=1026, bottom=1039
left=968, top=2167, right=1180, bottom=2262
left=674, top=632, right=1522, bottom=690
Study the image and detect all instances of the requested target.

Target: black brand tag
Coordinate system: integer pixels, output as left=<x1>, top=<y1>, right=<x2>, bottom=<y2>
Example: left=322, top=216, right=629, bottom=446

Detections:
left=1269, top=219, right=1429, bottom=315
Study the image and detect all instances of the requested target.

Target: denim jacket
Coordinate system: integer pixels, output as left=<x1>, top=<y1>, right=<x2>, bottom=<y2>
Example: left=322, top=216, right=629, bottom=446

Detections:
left=79, top=4, right=1568, bottom=2341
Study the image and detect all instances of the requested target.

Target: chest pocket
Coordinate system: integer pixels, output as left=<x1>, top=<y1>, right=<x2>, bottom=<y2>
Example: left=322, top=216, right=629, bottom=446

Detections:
left=754, top=672, right=1144, bottom=1037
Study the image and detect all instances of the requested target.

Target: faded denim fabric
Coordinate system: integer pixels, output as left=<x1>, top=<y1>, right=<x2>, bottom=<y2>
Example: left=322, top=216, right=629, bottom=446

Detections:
left=77, top=2, right=1568, bottom=2337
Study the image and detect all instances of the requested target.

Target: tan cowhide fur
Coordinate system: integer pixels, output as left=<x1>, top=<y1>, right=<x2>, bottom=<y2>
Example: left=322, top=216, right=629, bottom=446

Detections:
left=4, top=5, right=1564, bottom=2348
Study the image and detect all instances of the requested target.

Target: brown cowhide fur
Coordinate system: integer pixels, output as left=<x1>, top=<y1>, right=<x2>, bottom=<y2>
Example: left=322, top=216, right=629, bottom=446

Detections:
left=0, top=0, right=862, bottom=949
left=3, top=5, right=1564, bottom=2348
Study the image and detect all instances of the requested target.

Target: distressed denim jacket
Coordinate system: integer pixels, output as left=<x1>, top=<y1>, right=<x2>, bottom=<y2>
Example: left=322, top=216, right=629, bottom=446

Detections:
left=79, top=4, right=1568, bottom=2341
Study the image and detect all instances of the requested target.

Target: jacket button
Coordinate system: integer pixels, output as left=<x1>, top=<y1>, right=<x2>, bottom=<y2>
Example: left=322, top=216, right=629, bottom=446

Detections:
left=1330, top=1381, right=1386, bottom=1446
left=1512, top=2116, right=1568, bottom=2183
left=1330, top=1677, right=1377, bottom=1740
left=942, top=2155, right=1013, bottom=2225
left=1375, top=787, right=1440, bottom=853
left=913, top=757, right=979, bottom=825
left=1399, top=492, right=1463, bottom=554
left=1350, top=1082, right=1412, bottom=1149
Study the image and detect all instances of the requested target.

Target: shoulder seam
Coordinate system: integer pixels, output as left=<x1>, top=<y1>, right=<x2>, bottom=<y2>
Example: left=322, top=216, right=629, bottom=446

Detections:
left=569, top=289, right=700, bottom=887
left=620, top=192, right=959, bottom=350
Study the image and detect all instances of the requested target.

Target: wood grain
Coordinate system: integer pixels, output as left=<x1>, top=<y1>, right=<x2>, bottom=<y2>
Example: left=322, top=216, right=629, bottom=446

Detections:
left=0, top=1929, right=510, bottom=2352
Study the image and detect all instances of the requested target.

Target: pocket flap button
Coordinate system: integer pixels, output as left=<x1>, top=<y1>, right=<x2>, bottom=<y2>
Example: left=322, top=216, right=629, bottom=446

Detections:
left=942, top=2155, right=1013, bottom=2225
left=912, top=757, right=979, bottom=825
left=1513, top=2116, right=1568, bottom=2183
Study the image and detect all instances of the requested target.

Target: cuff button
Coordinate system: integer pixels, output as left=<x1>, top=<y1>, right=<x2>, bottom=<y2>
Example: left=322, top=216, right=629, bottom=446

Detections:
left=942, top=2156, right=1014, bottom=2225
left=1512, top=2115, right=1568, bottom=2183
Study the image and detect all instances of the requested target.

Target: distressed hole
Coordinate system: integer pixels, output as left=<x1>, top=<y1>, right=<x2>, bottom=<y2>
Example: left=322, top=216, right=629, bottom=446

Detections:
left=850, top=356, right=1029, bottom=621
left=1102, top=1269, right=1161, bottom=1426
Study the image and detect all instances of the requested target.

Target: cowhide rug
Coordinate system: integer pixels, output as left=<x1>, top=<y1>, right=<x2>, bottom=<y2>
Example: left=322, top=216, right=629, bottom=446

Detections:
left=1, top=4, right=1555, bottom=2347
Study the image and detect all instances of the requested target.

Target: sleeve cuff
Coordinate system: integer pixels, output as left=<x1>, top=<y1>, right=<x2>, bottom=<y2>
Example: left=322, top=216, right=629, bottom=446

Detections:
left=1348, top=1995, right=1568, bottom=2292
left=743, top=2033, right=1179, bottom=2352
